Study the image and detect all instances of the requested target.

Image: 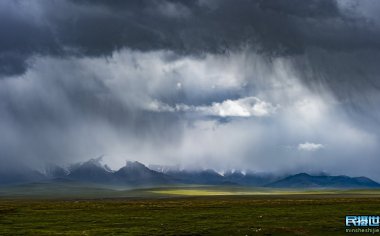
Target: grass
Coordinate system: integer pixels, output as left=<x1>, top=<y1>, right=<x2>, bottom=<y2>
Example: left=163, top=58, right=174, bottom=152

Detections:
left=149, top=186, right=380, bottom=196
left=1, top=185, right=380, bottom=235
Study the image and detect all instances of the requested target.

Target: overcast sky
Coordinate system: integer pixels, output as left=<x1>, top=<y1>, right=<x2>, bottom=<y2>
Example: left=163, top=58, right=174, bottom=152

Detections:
left=1, top=0, right=380, bottom=179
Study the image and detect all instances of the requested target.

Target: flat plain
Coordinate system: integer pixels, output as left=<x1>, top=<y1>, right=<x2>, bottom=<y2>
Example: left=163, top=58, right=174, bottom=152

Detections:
left=1, top=185, right=380, bottom=235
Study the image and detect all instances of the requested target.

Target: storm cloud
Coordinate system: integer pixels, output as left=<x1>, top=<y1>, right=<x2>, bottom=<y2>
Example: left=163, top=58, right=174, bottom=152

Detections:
left=0, top=0, right=380, bottom=180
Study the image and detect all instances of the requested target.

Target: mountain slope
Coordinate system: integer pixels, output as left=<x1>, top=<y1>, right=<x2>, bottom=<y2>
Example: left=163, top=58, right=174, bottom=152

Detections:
left=223, top=171, right=279, bottom=186
left=165, top=169, right=227, bottom=185
left=114, top=161, right=174, bottom=186
left=0, top=168, right=45, bottom=186
left=67, top=158, right=115, bottom=184
left=267, top=173, right=380, bottom=188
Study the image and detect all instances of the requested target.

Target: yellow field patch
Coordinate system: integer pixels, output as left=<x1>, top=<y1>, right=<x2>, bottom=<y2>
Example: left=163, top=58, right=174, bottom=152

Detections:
left=150, top=189, right=285, bottom=196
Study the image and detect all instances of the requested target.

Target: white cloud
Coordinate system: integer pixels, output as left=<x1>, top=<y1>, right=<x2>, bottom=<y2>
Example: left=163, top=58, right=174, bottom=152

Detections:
left=146, top=96, right=278, bottom=118
left=176, top=82, right=182, bottom=89
left=198, top=97, right=277, bottom=117
left=145, top=99, right=175, bottom=112
left=298, top=142, right=324, bottom=152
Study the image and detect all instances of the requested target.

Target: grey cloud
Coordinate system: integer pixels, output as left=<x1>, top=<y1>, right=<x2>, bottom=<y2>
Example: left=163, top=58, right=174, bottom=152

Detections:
left=1, top=0, right=379, bottom=118
left=1, top=0, right=380, bottom=180
left=0, top=50, right=379, bottom=180
left=0, top=53, right=187, bottom=168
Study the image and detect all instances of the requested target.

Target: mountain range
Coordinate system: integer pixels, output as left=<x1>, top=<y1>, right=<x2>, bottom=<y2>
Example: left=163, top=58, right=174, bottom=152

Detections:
left=266, top=173, right=380, bottom=188
left=0, top=158, right=379, bottom=189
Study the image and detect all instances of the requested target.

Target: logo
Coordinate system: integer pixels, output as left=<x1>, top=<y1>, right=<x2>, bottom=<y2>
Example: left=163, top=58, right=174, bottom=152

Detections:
left=346, top=216, right=380, bottom=227
left=346, top=216, right=380, bottom=234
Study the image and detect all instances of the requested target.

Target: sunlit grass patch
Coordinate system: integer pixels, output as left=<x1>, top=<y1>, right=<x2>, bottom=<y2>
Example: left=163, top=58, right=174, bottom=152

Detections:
left=150, top=187, right=380, bottom=196
left=150, top=189, right=258, bottom=196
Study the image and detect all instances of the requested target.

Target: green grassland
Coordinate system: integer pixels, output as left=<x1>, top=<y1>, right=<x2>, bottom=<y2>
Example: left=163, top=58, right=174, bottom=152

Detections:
left=1, top=184, right=380, bottom=235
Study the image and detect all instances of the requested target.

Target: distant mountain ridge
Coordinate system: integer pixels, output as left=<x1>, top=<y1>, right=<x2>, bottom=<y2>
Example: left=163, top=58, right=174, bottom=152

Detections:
left=267, top=173, right=380, bottom=188
left=114, top=161, right=174, bottom=185
left=66, top=157, right=114, bottom=184
left=0, top=159, right=379, bottom=189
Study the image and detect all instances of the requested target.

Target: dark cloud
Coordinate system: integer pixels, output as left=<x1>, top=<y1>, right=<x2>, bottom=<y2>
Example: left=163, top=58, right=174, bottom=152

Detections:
left=0, top=53, right=28, bottom=76
left=0, top=1, right=58, bottom=76
left=1, top=0, right=379, bottom=74
left=1, top=0, right=379, bottom=114
left=259, top=0, right=339, bottom=18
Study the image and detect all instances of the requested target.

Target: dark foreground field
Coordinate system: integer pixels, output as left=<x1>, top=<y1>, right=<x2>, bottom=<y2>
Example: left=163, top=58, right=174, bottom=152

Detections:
left=1, top=193, right=380, bottom=235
